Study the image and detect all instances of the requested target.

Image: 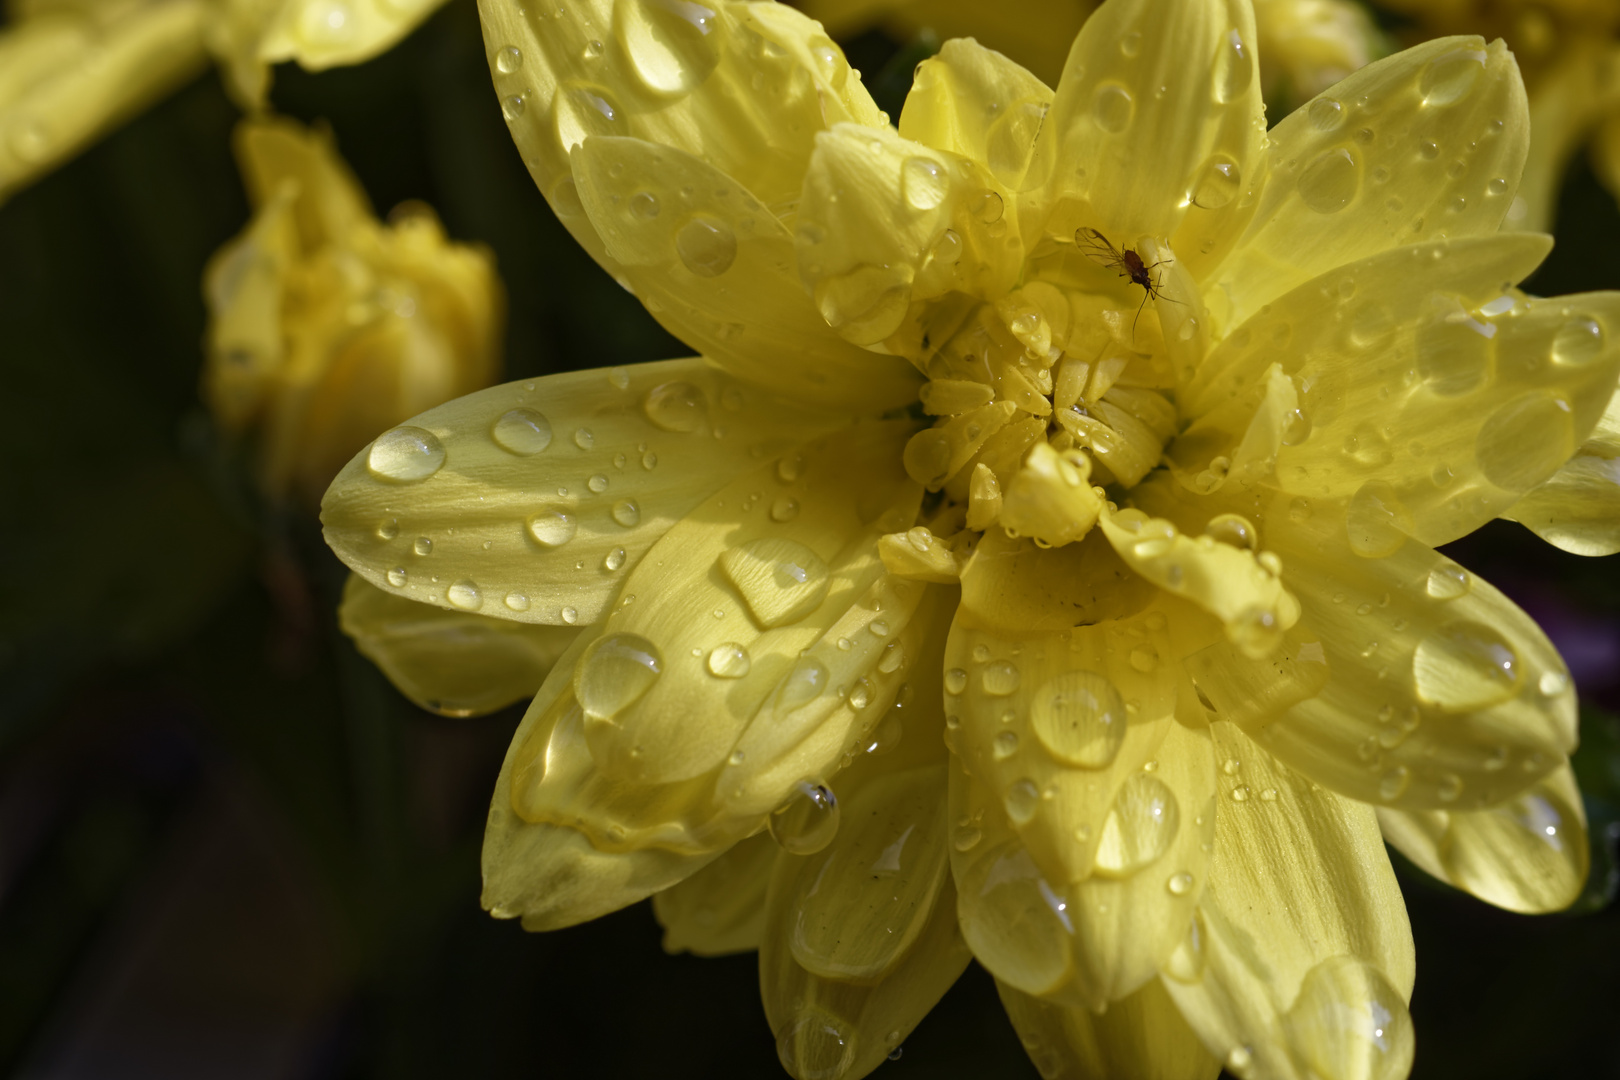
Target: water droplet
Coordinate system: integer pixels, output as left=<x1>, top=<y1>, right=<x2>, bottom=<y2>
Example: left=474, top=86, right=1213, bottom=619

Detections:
left=447, top=580, right=482, bottom=610
left=992, top=731, right=1020, bottom=760
left=1426, top=560, right=1471, bottom=599
left=494, top=45, right=522, bottom=73
left=1346, top=481, right=1411, bottom=559
left=615, top=0, right=720, bottom=96
left=1211, top=28, right=1253, bottom=104
left=1167, top=872, right=1194, bottom=896
left=1191, top=154, right=1241, bottom=209
left=777, top=657, right=829, bottom=712
left=1227, top=1047, right=1254, bottom=1075
left=1283, top=957, right=1413, bottom=1080
left=707, top=642, right=751, bottom=678
left=587, top=474, right=609, bottom=494
left=982, top=660, right=1021, bottom=696
left=1094, top=774, right=1180, bottom=875
left=770, top=497, right=800, bottom=522
left=1419, top=47, right=1485, bottom=107
left=971, top=189, right=1004, bottom=224
left=777, top=453, right=806, bottom=482
left=1231, top=785, right=1250, bottom=802
left=1308, top=98, right=1344, bottom=131
left=504, top=591, right=530, bottom=611
left=1004, top=779, right=1040, bottom=824
left=1130, top=644, right=1159, bottom=672
left=1204, top=513, right=1257, bottom=550
left=1476, top=392, right=1574, bottom=492
left=1119, top=30, right=1141, bottom=57
left=1299, top=148, right=1360, bottom=214
left=776, top=1009, right=854, bottom=1080
left=1414, top=620, right=1521, bottom=712
left=643, top=380, right=708, bottom=432
left=1091, top=83, right=1135, bottom=133
left=952, top=824, right=983, bottom=852
left=368, top=426, right=446, bottom=481
left=553, top=84, right=622, bottom=150
left=492, top=407, right=553, bottom=454
left=575, top=632, right=664, bottom=719
left=1551, top=317, right=1604, bottom=366
left=386, top=567, right=407, bottom=587
left=715, top=537, right=830, bottom=629
left=527, top=507, right=577, bottom=548
left=1030, top=671, right=1127, bottom=768
left=676, top=214, right=737, bottom=276
left=604, top=547, right=627, bottom=571
left=902, top=156, right=948, bottom=210
left=1379, top=765, right=1411, bottom=800
left=629, top=191, right=660, bottom=219
left=870, top=620, right=891, bottom=638
left=770, top=781, right=840, bottom=854
left=1539, top=670, right=1571, bottom=696
left=945, top=667, right=968, bottom=694
left=612, top=499, right=642, bottom=527
left=412, top=536, right=433, bottom=556
left=501, top=94, right=526, bottom=121
left=1228, top=606, right=1282, bottom=659
left=1223, top=759, right=1242, bottom=776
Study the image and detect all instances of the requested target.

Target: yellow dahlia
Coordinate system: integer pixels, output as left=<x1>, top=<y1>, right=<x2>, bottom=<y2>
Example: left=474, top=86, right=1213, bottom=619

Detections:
left=205, top=116, right=504, bottom=508
left=321, top=0, right=1614, bottom=1076
left=0, top=0, right=448, bottom=203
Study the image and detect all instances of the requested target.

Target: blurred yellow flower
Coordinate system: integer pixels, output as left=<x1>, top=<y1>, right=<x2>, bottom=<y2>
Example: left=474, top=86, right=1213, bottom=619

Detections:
left=0, top=0, right=448, bottom=203
left=206, top=116, right=502, bottom=507
left=793, top=0, right=1384, bottom=109
left=321, top=0, right=1613, bottom=1077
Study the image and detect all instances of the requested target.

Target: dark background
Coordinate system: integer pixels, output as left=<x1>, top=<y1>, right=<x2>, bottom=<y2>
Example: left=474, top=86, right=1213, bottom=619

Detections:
left=1, top=2, right=1617, bottom=1076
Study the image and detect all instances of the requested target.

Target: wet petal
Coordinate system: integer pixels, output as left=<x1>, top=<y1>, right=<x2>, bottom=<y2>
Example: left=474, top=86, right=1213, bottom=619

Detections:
left=1377, top=762, right=1589, bottom=914
left=1188, top=235, right=1620, bottom=549
left=899, top=38, right=1054, bottom=190
left=571, top=135, right=922, bottom=410
left=1214, top=37, right=1528, bottom=327
left=1172, top=483, right=1577, bottom=811
left=0, top=0, right=209, bottom=202
left=998, top=977, right=1221, bottom=1080
left=653, top=831, right=776, bottom=955
left=958, top=527, right=1157, bottom=635
left=242, top=0, right=452, bottom=87
left=950, top=716, right=1217, bottom=1011
left=1164, top=723, right=1415, bottom=1080
left=1023, top=0, right=1264, bottom=246
left=338, top=573, right=579, bottom=717
left=321, top=359, right=855, bottom=626
left=1505, top=380, right=1620, bottom=555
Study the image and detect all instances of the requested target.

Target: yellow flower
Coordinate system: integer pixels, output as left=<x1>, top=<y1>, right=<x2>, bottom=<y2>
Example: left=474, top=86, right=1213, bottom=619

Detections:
left=791, top=0, right=1384, bottom=110
left=322, top=1, right=1613, bottom=1077
left=206, top=116, right=503, bottom=507
left=0, top=0, right=448, bottom=203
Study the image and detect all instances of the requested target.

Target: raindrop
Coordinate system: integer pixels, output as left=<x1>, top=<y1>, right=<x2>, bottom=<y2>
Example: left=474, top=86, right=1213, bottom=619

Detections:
left=953, top=824, right=982, bottom=851
left=1298, top=148, right=1360, bottom=214
left=1091, top=83, right=1135, bottom=133
left=945, top=668, right=968, bottom=694
left=775, top=1009, right=854, bottom=1080
left=902, top=157, right=948, bottom=210
left=368, top=426, right=446, bottom=481
left=1283, top=956, right=1414, bottom=1080
left=447, top=580, right=482, bottom=610
left=676, top=214, right=737, bottom=276
left=1346, top=481, right=1411, bottom=559
left=387, top=567, right=407, bottom=587
left=1419, top=47, right=1485, bottom=107
left=1211, top=28, right=1253, bottom=104
left=413, top=536, right=433, bottom=556
left=1204, top=513, right=1257, bottom=550
left=612, top=499, right=642, bottom=527
left=629, top=191, right=660, bottom=218
left=1191, top=154, right=1241, bottom=209
left=770, top=497, right=800, bottom=522
left=643, top=380, right=709, bottom=431
left=588, top=474, right=609, bottom=493
left=574, top=427, right=595, bottom=449
left=982, top=660, right=1021, bottom=696
left=1551, top=317, right=1604, bottom=366
left=527, top=507, right=577, bottom=548
left=1167, top=872, right=1194, bottom=896
left=1307, top=98, right=1344, bottom=131
left=1004, top=779, right=1040, bottom=824
left=992, top=731, right=1020, bottom=760
left=492, top=408, right=553, bottom=454
left=1094, top=774, right=1180, bottom=875
left=1414, top=621, right=1521, bottom=711
left=575, top=632, right=664, bottom=719
left=604, top=547, right=627, bottom=571
left=718, top=537, right=830, bottom=628
left=504, top=591, right=530, bottom=612
left=494, top=45, right=522, bottom=73
left=769, top=781, right=840, bottom=854
left=1475, top=392, right=1574, bottom=492
left=1030, top=671, right=1127, bottom=768
left=707, top=642, right=752, bottom=678
left=1426, top=560, right=1471, bottom=599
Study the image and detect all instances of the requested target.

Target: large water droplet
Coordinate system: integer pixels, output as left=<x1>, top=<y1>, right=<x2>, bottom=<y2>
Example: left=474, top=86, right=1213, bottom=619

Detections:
left=676, top=214, right=737, bottom=277
left=494, top=45, right=522, bottom=73
left=387, top=567, right=407, bottom=587
left=1426, top=559, right=1471, bottom=599
left=368, top=426, right=446, bottom=481
left=1283, top=956, right=1414, bottom=1080
left=643, top=380, right=708, bottom=431
left=1191, top=154, right=1241, bottom=209
left=719, top=537, right=831, bottom=628
left=1475, top=392, right=1574, bottom=492
left=1004, top=779, right=1040, bottom=825
left=1551, top=316, right=1604, bottom=366
left=447, top=580, right=482, bottom=610
left=554, top=84, right=623, bottom=151
left=707, top=642, right=751, bottom=678
left=982, top=660, right=1021, bottom=696
left=775, top=1008, right=855, bottom=1080
left=612, top=499, right=642, bottom=527
left=527, top=507, right=577, bottom=548
left=492, top=407, right=553, bottom=454
left=1211, top=28, right=1253, bottom=104
left=902, top=156, right=948, bottom=210
left=770, top=781, right=840, bottom=854
left=777, top=657, right=829, bottom=711
left=575, top=632, right=664, bottom=719
left=1413, top=620, right=1521, bottom=711
left=1093, top=774, right=1180, bottom=876
left=1204, top=513, right=1257, bottom=550
left=1299, top=148, right=1360, bottom=214
left=1308, top=98, right=1345, bottom=131
left=1030, top=671, right=1128, bottom=768
left=615, top=0, right=720, bottom=96
left=1091, top=83, right=1135, bottom=133
left=1415, top=295, right=1493, bottom=396
left=1419, top=47, right=1485, bottom=108
left=1346, top=481, right=1411, bottom=559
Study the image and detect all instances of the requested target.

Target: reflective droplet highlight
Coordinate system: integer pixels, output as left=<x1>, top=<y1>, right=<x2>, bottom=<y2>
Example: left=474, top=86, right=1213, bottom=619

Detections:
left=368, top=426, right=445, bottom=481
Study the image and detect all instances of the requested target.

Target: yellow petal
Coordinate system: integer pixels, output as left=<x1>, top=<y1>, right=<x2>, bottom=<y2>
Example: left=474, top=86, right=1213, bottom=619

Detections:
left=1505, top=379, right=1620, bottom=555
left=997, top=977, right=1221, bottom=1080
left=1515, top=41, right=1620, bottom=233
left=569, top=134, right=923, bottom=410
left=338, top=573, right=579, bottom=717
left=1215, top=37, right=1528, bottom=327
left=1175, top=483, right=1578, bottom=811
left=1163, top=723, right=1415, bottom=1080
left=998, top=441, right=1104, bottom=547
left=652, top=831, right=776, bottom=956
left=950, top=717, right=1216, bottom=1011
left=899, top=38, right=1054, bottom=190
left=251, top=0, right=451, bottom=75
left=958, top=527, right=1156, bottom=635
left=0, top=0, right=209, bottom=203
left=812, top=0, right=1088, bottom=87
left=229, top=117, right=374, bottom=252
left=1253, top=0, right=1386, bottom=111
left=1377, top=761, right=1589, bottom=914
left=1023, top=0, right=1264, bottom=246
left=321, top=360, right=855, bottom=626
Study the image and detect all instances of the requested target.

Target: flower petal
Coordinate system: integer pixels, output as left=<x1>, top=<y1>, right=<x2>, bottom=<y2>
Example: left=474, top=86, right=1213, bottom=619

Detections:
left=1155, top=482, right=1577, bottom=811
left=1214, top=36, right=1528, bottom=327
left=958, top=528, right=1156, bottom=635
left=899, top=38, right=1054, bottom=190
left=997, top=977, right=1221, bottom=1080
left=1377, top=761, right=1589, bottom=914
left=570, top=134, right=923, bottom=409
left=1187, top=235, right=1620, bottom=549
left=1022, top=0, right=1263, bottom=247
left=950, top=717, right=1217, bottom=1011
left=1515, top=41, right=1620, bottom=234
left=1163, top=722, right=1415, bottom=1080
left=652, top=831, right=775, bottom=955
left=338, top=573, right=579, bottom=717
left=0, top=0, right=209, bottom=202
left=321, top=359, right=855, bottom=626
left=1505, top=380, right=1620, bottom=555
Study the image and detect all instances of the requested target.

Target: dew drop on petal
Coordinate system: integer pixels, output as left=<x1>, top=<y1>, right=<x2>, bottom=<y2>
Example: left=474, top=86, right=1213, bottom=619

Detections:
left=1030, top=671, right=1127, bottom=768
left=575, top=633, right=663, bottom=719
left=675, top=214, right=737, bottom=277
left=1004, top=779, right=1040, bottom=825
left=707, top=642, right=751, bottom=678
left=776, top=1009, right=855, bottom=1080
left=982, top=660, right=1021, bottom=696
left=612, top=499, right=642, bottom=527
left=492, top=408, right=553, bottom=454
left=1298, top=148, right=1360, bottom=214
left=643, top=380, right=709, bottom=431
left=1211, top=28, right=1253, bottom=105
left=1093, top=774, right=1180, bottom=876
left=1283, top=956, right=1414, bottom=1080
left=386, top=567, right=407, bottom=587
left=901, top=156, right=948, bottom=210
left=604, top=547, right=627, bottom=571
left=1426, top=559, right=1471, bottom=599
left=1551, top=317, right=1604, bottom=366
left=527, top=507, right=577, bottom=548
left=945, top=667, right=968, bottom=695
left=1413, top=620, right=1521, bottom=711
left=447, top=580, right=482, bottom=610
left=1419, top=47, right=1485, bottom=107
left=1475, top=392, right=1574, bottom=492
left=368, top=426, right=445, bottom=481
left=1091, top=83, right=1135, bottom=133
left=504, top=591, right=530, bottom=612
left=494, top=45, right=522, bottom=73
left=769, top=781, right=840, bottom=854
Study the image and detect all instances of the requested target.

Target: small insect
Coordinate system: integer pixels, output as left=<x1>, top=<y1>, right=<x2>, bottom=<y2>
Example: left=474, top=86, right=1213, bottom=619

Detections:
left=1074, top=227, right=1180, bottom=337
